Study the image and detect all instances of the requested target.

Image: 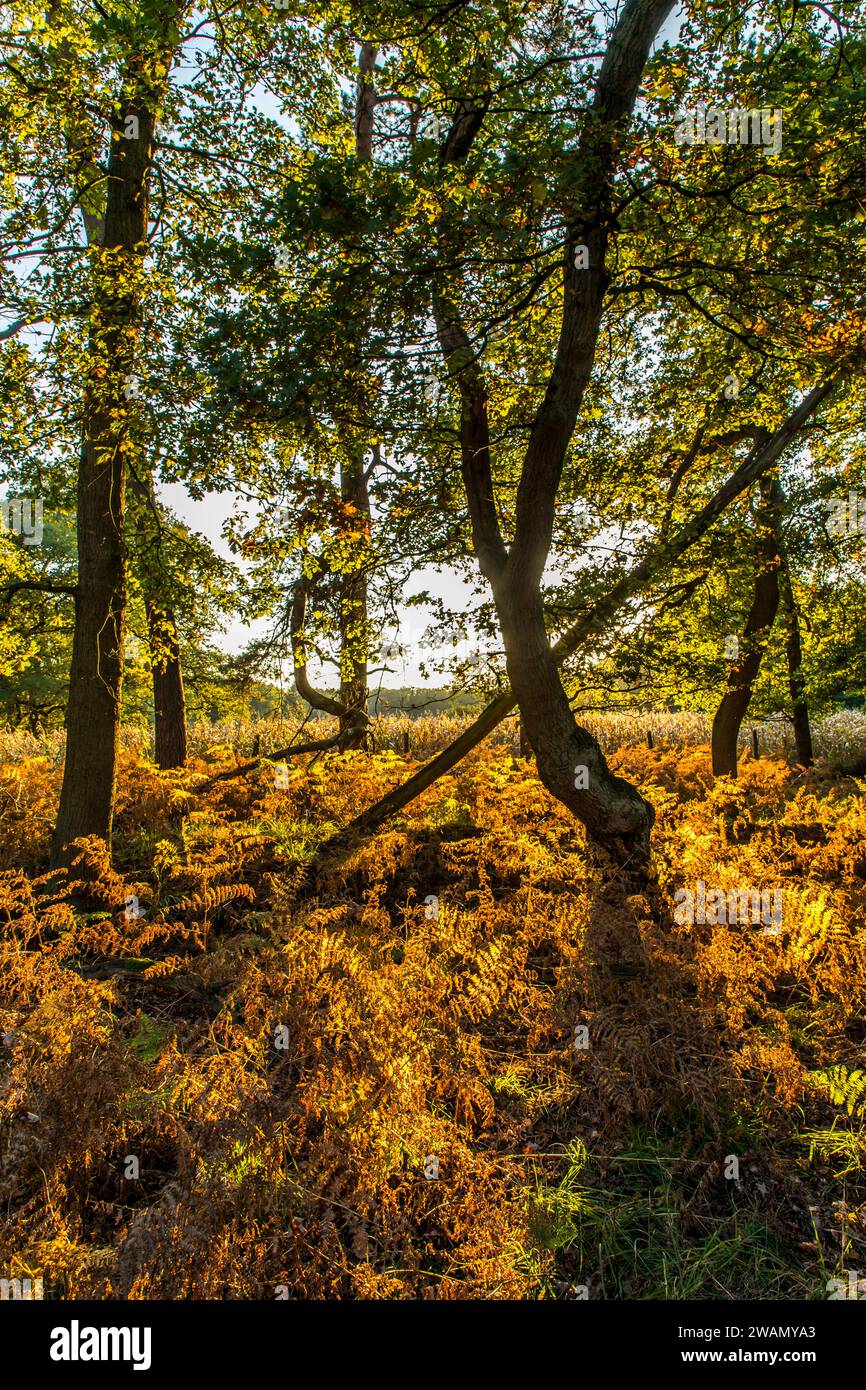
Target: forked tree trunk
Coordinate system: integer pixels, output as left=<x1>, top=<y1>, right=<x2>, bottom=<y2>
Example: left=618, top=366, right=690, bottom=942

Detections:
left=425, top=0, right=675, bottom=866
left=146, top=601, right=188, bottom=769
left=291, top=576, right=369, bottom=747
left=307, top=382, right=837, bottom=872
left=711, top=480, right=781, bottom=778
left=52, top=100, right=157, bottom=866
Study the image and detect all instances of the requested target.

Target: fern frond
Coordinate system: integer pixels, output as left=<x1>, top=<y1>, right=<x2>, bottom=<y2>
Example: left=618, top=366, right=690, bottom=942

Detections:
left=811, top=1065, right=866, bottom=1117
left=172, top=883, right=255, bottom=916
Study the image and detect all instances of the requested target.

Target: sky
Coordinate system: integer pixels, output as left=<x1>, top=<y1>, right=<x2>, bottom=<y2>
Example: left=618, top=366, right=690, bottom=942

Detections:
left=159, top=478, right=477, bottom=686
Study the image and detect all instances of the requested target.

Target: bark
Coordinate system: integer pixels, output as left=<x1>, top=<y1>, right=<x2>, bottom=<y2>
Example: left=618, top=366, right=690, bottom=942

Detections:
left=773, top=483, right=813, bottom=766
left=336, top=42, right=377, bottom=748
left=52, top=92, right=158, bottom=866
left=146, top=601, right=188, bottom=769
left=338, top=449, right=371, bottom=748
left=711, top=477, right=781, bottom=778
left=311, top=380, right=836, bottom=866
left=431, top=0, right=675, bottom=860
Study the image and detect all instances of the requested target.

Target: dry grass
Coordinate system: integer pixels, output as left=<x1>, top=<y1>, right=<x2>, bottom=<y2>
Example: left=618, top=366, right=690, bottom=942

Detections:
left=1, top=733, right=865, bottom=1299
left=3, top=705, right=865, bottom=768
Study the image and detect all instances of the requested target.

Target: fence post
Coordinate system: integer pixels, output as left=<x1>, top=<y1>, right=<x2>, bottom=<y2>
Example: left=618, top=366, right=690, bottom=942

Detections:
left=751, top=728, right=760, bottom=758
left=646, top=730, right=654, bottom=750
left=402, top=729, right=410, bottom=756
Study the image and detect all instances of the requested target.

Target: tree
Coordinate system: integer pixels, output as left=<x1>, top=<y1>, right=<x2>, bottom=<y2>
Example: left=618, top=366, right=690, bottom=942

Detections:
left=773, top=478, right=814, bottom=766
left=0, top=510, right=77, bottom=728
left=1, top=0, right=310, bottom=854
left=303, top=0, right=865, bottom=860
left=4, top=0, right=866, bottom=875
left=711, top=472, right=781, bottom=775
left=43, top=0, right=187, bottom=862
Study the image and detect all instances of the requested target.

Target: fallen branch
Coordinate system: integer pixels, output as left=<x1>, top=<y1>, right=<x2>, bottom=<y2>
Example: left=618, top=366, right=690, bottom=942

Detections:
left=197, top=730, right=345, bottom=789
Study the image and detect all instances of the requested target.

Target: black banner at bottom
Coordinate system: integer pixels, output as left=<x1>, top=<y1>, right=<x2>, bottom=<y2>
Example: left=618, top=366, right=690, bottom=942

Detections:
left=0, top=1297, right=851, bottom=1378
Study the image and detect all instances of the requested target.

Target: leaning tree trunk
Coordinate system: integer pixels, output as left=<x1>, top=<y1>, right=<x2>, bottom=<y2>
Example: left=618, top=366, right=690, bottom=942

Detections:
left=51, top=100, right=156, bottom=866
left=711, top=479, right=781, bottom=778
left=146, top=601, right=188, bottom=769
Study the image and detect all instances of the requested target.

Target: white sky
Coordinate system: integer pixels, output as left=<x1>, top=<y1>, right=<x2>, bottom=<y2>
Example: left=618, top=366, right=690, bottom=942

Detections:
left=158, top=479, right=478, bottom=685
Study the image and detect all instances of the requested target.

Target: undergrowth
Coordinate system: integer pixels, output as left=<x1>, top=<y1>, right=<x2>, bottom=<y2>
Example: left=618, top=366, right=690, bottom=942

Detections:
left=0, top=740, right=864, bottom=1299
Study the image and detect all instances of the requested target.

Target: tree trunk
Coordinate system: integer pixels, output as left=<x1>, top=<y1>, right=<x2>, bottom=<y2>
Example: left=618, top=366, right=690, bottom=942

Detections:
left=711, top=479, right=781, bottom=778
left=784, top=590, right=813, bottom=766
left=336, top=43, right=377, bottom=750
left=338, top=450, right=371, bottom=749
left=147, top=601, right=187, bottom=769
left=775, top=520, right=813, bottom=768
left=425, top=0, right=676, bottom=867
left=52, top=100, right=156, bottom=865
left=126, top=464, right=189, bottom=771
left=308, top=383, right=836, bottom=872
left=518, top=713, right=530, bottom=757
left=496, top=584, right=654, bottom=859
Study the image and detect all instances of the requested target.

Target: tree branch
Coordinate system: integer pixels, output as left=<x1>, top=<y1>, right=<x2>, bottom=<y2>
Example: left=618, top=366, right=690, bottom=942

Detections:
left=197, top=731, right=346, bottom=789
left=1, top=580, right=78, bottom=610
left=507, top=0, right=676, bottom=591
left=290, top=577, right=352, bottom=719
left=310, top=375, right=838, bottom=868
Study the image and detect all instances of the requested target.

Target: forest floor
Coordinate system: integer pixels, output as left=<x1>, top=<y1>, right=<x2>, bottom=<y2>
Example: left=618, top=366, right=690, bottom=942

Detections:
left=1, top=733, right=865, bottom=1299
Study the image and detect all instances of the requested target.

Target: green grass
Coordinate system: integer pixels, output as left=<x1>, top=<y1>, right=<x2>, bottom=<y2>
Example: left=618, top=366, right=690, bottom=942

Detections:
left=528, top=1128, right=819, bottom=1300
